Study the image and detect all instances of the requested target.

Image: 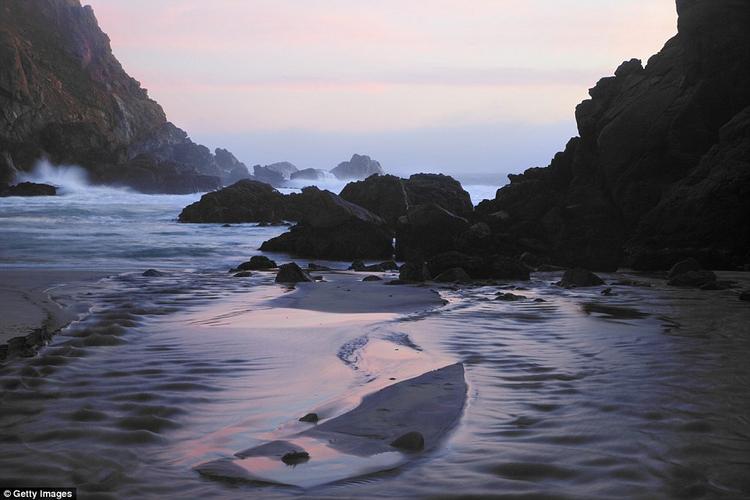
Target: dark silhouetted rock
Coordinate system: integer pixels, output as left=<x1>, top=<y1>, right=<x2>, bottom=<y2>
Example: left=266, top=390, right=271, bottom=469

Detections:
left=0, top=3, right=249, bottom=193
left=260, top=187, right=393, bottom=260
left=233, top=271, right=253, bottom=278
left=474, top=1, right=750, bottom=271
left=390, top=431, right=424, bottom=452
left=428, top=252, right=484, bottom=279
left=178, top=180, right=287, bottom=223
left=330, top=154, right=385, bottom=180
left=396, top=204, right=470, bottom=261
left=557, top=268, right=605, bottom=288
left=495, top=292, right=526, bottom=301
left=667, top=270, right=717, bottom=288
left=351, top=260, right=399, bottom=272
left=142, top=269, right=166, bottom=277
left=404, top=173, right=473, bottom=219
left=307, top=263, right=331, bottom=271
left=399, top=262, right=431, bottom=282
left=0, top=182, right=57, bottom=197
left=253, top=164, right=285, bottom=187
left=291, top=168, right=328, bottom=181
left=275, top=263, right=313, bottom=283
left=488, top=256, right=531, bottom=281
left=236, top=255, right=277, bottom=271
left=299, top=413, right=319, bottom=423
left=667, top=258, right=703, bottom=279
left=214, top=148, right=251, bottom=184
left=281, top=450, right=310, bottom=465
left=265, top=161, right=298, bottom=179
left=339, top=174, right=408, bottom=227
left=362, top=275, right=383, bottom=282
left=434, top=268, right=471, bottom=283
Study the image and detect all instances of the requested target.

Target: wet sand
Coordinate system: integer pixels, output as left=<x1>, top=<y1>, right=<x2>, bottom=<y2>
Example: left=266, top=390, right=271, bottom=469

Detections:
left=0, top=269, right=115, bottom=356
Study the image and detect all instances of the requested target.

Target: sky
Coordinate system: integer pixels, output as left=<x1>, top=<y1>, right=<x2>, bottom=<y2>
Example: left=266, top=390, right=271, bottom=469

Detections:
left=87, top=0, right=677, bottom=184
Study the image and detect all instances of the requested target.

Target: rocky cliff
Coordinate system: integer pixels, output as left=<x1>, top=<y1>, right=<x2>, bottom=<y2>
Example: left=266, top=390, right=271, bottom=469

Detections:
left=476, top=0, right=750, bottom=270
left=0, top=0, right=250, bottom=192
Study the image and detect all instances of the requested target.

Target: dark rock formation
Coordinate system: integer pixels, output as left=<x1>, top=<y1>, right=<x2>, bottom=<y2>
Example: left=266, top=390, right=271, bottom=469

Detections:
left=299, top=413, right=319, bottom=423
left=253, top=165, right=286, bottom=187
left=362, top=275, right=383, bottom=282
left=339, top=173, right=473, bottom=228
left=178, top=180, right=288, bottom=223
left=395, top=204, right=470, bottom=261
left=399, top=262, right=431, bottom=282
left=290, top=168, right=328, bottom=181
left=0, top=182, right=56, bottom=196
left=390, top=431, right=425, bottom=452
left=215, top=149, right=251, bottom=185
left=281, top=450, right=310, bottom=465
left=495, top=292, right=526, bottom=301
left=235, top=255, right=277, bottom=271
left=260, top=187, right=393, bottom=260
left=404, top=174, right=473, bottom=219
left=339, top=174, right=409, bottom=227
left=330, top=154, right=384, bottom=180
left=0, top=0, right=246, bottom=193
left=556, top=268, right=605, bottom=288
left=434, top=268, right=471, bottom=283
left=142, top=269, right=166, bottom=277
left=475, top=0, right=750, bottom=270
left=265, top=161, right=298, bottom=179
left=275, top=263, right=313, bottom=283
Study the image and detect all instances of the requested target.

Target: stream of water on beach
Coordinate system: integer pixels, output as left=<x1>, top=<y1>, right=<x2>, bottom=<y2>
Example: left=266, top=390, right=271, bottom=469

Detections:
left=1, top=185, right=750, bottom=499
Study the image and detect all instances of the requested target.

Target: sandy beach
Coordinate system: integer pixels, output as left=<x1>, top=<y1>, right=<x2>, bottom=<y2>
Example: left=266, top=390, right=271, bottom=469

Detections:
left=0, top=269, right=115, bottom=359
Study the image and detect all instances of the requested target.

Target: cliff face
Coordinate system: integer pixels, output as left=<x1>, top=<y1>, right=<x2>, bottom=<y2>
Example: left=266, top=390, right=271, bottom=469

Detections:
left=477, top=0, right=750, bottom=270
left=0, top=0, right=250, bottom=192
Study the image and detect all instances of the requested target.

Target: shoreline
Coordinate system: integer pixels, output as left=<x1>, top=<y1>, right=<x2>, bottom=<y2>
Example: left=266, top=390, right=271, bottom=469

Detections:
left=0, top=268, right=116, bottom=361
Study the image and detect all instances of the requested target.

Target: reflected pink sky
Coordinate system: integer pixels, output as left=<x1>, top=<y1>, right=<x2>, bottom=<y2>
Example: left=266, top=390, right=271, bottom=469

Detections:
left=86, top=1, right=678, bottom=176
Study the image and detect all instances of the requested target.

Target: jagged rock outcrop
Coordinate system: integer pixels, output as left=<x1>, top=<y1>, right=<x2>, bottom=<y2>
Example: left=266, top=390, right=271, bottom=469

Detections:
left=253, top=165, right=286, bottom=187
left=339, top=173, right=473, bottom=228
left=0, top=0, right=247, bottom=193
left=0, top=181, right=56, bottom=197
left=330, top=154, right=385, bottom=180
left=260, top=187, right=393, bottom=260
left=178, top=180, right=288, bottom=223
left=265, top=161, right=298, bottom=179
left=290, top=168, right=328, bottom=181
left=476, top=0, right=750, bottom=270
left=395, top=203, right=470, bottom=261
left=215, top=148, right=251, bottom=185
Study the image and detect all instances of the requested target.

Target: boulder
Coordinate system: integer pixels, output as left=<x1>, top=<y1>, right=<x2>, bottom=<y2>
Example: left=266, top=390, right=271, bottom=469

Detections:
left=667, top=258, right=703, bottom=278
left=236, top=255, right=277, bottom=271
left=281, top=451, right=310, bottom=465
left=556, top=268, right=605, bottom=288
left=214, top=148, right=251, bottom=185
left=0, top=182, right=57, bottom=197
left=142, top=269, right=166, bottom=277
left=261, top=188, right=393, bottom=260
left=264, top=161, right=298, bottom=179
left=390, top=431, right=425, bottom=452
left=404, top=173, right=473, bottom=219
left=291, top=168, right=328, bottom=181
left=275, top=263, right=313, bottom=283
left=428, top=252, right=484, bottom=278
left=339, top=174, right=409, bottom=227
left=399, top=262, right=431, bottom=282
left=178, top=180, right=288, bottom=223
left=667, top=270, right=717, bottom=288
left=253, top=165, right=286, bottom=187
left=495, top=292, right=526, bottom=301
left=362, top=275, right=383, bottom=282
left=330, top=154, right=385, bottom=180
left=395, top=204, right=470, bottom=261
left=299, top=413, right=319, bottom=423
left=433, top=268, right=471, bottom=283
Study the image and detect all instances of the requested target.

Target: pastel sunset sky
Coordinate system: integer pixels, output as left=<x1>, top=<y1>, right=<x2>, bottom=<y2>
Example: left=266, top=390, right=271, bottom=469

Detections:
left=87, top=0, right=678, bottom=182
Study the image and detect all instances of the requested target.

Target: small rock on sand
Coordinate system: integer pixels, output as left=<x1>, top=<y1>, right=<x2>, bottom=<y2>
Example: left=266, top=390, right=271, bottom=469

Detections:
left=281, top=450, right=310, bottom=465
left=275, top=263, right=313, bottom=283
left=237, top=255, right=277, bottom=271
left=362, top=275, right=382, bottom=282
left=390, top=431, right=425, bottom=452
left=556, top=268, right=604, bottom=288
left=299, top=413, right=319, bottom=423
